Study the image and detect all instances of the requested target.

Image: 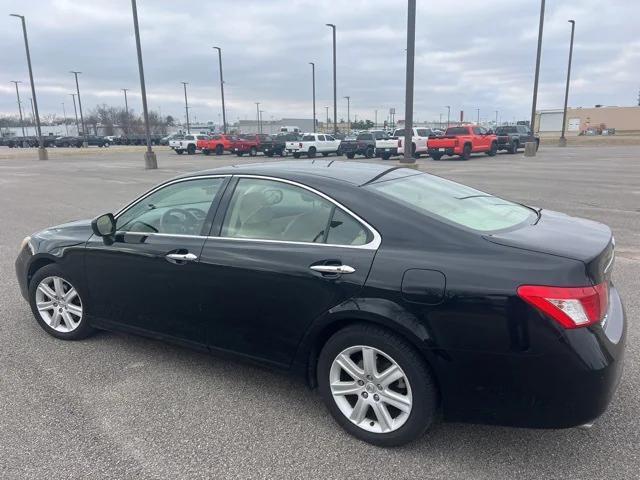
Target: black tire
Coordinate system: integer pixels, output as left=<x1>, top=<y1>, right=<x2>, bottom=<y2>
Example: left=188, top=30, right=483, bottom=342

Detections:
left=430, top=153, right=443, bottom=161
left=412, top=143, right=420, bottom=159
left=535, top=140, right=540, bottom=151
left=28, top=263, right=96, bottom=341
left=346, top=153, right=355, bottom=159
left=215, top=144, right=224, bottom=156
left=203, top=149, right=211, bottom=156
left=104, top=142, right=110, bottom=148
left=187, top=144, right=196, bottom=155
left=280, top=149, right=288, bottom=157
left=307, top=147, right=316, bottom=158
left=236, top=152, right=244, bottom=157
left=381, top=153, right=391, bottom=160
left=365, top=147, right=374, bottom=159
left=266, top=151, right=274, bottom=157
left=317, top=324, right=437, bottom=447
left=293, top=153, right=301, bottom=159
left=509, top=141, right=519, bottom=154
left=322, top=152, right=329, bottom=157
left=249, top=146, right=258, bottom=157
left=176, top=149, right=184, bottom=155
left=460, top=143, right=471, bottom=160
left=487, top=141, right=498, bottom=156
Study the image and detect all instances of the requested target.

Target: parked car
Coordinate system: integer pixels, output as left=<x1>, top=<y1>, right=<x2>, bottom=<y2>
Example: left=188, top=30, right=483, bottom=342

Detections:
left=231, top=135, right=262, bottom=157
left=392, top=128, right=432, bottom=158
left=5, top=136, right=38, bottom=148
left=286, top=133, right=341, bottom=158
left=427, top=126, right=498, bottom=160
left=169, top=134, right=209, bottom=155
left=198, top=134, right=236, bottom=155
left=341, top=130, right=394, bottom=159
left=160, top=133, right=183, bottom=146
left=495, top=125, right=539, bottom=153
left=279, top=126, right=301, bottom=134
left=270, top=132, right=302, bottom=157
left=16, top=161, right=625, bottom=447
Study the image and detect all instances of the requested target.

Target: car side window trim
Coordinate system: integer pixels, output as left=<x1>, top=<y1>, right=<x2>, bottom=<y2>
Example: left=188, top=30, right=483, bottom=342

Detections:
left=209, top=175, right=381, bottom=250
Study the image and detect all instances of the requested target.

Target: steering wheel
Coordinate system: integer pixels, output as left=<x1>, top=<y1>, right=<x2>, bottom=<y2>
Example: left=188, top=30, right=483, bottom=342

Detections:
left=160, top=208, right=200, bottom=234
left=264, top=189, right=283, bottom=205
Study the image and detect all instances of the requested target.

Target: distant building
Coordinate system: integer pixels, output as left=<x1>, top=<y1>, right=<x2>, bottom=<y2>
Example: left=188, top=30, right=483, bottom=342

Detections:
left=536, top=106, right=640, bottom=135
left=236, top=118, right=315, bottom=134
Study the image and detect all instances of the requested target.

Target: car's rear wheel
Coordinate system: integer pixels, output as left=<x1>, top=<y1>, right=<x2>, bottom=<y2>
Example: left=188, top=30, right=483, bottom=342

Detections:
left=187, top=144, right=196, bottom=155
left=317, top=324, right=437, bottom=447
left=293, top=153, right=300, bottom=159
left=280, top=149, right=288, bottom=157
left=203, top=149, right=210, bottom=155
left=28, top=264, right=95, bottom=340
left=381, top=153, right=391, bottom=160
left=460, top=144, right=471, bottom=160
left=215, top=144, right=224, bottom=155
left=430, top=152, right=443, bottom=160
left=308, top=147, right=316, bottom=158
left=346, top=153, right=355, bottom=159
left=509, top=141, right=519, bottom=154
left=249, top=146, right=258, bottom=157
left=365, top=146, right=374, bottom=159
left=487, top=141, right=498, bottom=156
left=176, top=149, right=183, bottom=155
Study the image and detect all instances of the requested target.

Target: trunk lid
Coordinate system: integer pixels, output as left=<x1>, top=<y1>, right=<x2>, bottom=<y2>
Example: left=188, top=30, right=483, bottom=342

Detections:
left=484, top=209, right=614, bottom=284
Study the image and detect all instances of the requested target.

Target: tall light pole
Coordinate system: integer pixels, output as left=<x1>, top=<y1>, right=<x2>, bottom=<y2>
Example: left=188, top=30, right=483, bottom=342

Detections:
left=131, top=0, right=157, bottom=168
left=255, top=102, right=261, bottom=133
left=213, top=47, right=227, bottom=134
left=259, top=110, right=264, bottom=134
left=10, top=81, right=26, bottom=138
left=325, top=106, right=329, bottom=132
left=181, top=82, right=190, bottom=134
left=29, top=98, right=36, bottom=133
left=121, top=88, right=130, bottom=136
left=402, top=0, right=417, bottom=164
left=69, top=93, right=79, bottom=135
left=326, top=24, right=337, bottom=135
left=344, top=96, right=350, bottom=133
left=70, top=71, right=87, bottom=147
left=375, top=109, right=378, bottom=129
left=61, top=102, right=69, bottom=135
left=10, top=14, right=47, bottom=159
left=530, top=0, right=546, bottom=134
left=446, top=106, right=451, bottom=127
left=309, top=62, right=316, bottom=132
left=559, top=20, right=575, bottom=147
left=495, top=110, right=499, bottom=126
left=477, top=108, right=480, bottom=124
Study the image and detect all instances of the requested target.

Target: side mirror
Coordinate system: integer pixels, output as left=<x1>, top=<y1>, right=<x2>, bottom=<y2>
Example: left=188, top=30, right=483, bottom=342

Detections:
left=91, top=213, right=116, bottom=237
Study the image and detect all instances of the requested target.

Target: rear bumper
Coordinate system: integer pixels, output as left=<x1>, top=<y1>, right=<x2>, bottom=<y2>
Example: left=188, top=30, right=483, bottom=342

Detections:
left=428, top=148, right=455, bottom=156
left=376, top=147, right=398, bottom=155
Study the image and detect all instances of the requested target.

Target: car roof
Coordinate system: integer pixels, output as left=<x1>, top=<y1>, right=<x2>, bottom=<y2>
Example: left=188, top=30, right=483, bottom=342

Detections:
left=177, top=160, right=402, bottom=186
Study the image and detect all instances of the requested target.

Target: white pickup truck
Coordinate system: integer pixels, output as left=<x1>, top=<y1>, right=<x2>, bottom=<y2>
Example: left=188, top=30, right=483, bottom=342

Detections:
left=286, top=133, right=341, bottom=158
left=393, top=127, right=433, bottom=158
left=169, top=133, right=209, bottom=155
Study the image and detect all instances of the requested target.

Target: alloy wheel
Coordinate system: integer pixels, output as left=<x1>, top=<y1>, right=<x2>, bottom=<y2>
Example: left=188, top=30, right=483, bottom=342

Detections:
left=329, top=345, right=412, bottom=434
left=35, top=276, right=83, bottom=333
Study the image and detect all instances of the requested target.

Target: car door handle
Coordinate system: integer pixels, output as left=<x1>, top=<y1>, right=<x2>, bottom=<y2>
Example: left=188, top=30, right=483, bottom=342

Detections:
left=165, top=252, right=198, bottom=262
left=310, top=264, right=356, bottom=274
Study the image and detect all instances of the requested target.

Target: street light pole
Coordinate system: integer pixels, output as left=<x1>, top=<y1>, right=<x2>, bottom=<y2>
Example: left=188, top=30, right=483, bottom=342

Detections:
left=69, top=93, right=79, bottom=135
left=344, top=96, right=350, bottom=134
left=121, top=88, right=129, bottom=136
left=62, top=102, right=69, bottom=135
left=402, top=0, right=417, bottom=164
left=495, top=110, right=499, bottom=126
left=10, top=14, right=47, bottom=159
left=446, top=106, right=451, bottom=127
left=181, top=82, right=190, bottom=134
left=29, top=98, right=36, bottom=133
left=131, top=0, right=157, bottom=168
left=375, top=109, right=378, bottom=129
left=10, top=81, right=26, bottom=138
left=530, top=0, right=546, bottom=134
left=213, top=47, right=227, bottom=134
left=326, top=24, right=337, bottom=135
left=259, top=110, right=264, bottom=134
left=477, top=108, right=480, bottom=124
left=255, top=102, right=260, bottom=133
left=559, top=20, right=575, bottom=147
left=70, top=71, right=87, bottom=147
left=309, top=62, right=316, bottom=132
left=325, top=106, right=329, bottom=132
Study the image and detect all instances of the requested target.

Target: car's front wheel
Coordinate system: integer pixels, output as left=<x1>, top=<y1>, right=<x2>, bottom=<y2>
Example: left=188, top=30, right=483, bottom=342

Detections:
left=317, top=324, right=437, bottom=447
left=28, top=264, right=95, bottom=340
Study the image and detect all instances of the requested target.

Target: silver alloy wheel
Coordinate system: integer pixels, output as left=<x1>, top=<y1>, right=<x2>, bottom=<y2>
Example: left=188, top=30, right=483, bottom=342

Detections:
left=35, top=276, right=83, bottom=333
left=329, top=345, right=413, bottom=434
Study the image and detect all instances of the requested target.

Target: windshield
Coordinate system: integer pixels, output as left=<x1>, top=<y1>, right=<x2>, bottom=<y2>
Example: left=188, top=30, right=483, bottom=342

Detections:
left=366, top=170, right=535, bottom=232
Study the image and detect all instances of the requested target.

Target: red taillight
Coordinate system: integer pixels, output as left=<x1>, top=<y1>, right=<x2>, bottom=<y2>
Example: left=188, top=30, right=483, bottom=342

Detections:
left=517, top=283, right=609, bottom=329
left=299, top=142, right=303, bottom=147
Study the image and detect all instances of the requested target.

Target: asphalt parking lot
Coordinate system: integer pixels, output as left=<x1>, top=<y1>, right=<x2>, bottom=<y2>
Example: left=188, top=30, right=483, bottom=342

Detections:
left=0, top=145, right=638, bottom=479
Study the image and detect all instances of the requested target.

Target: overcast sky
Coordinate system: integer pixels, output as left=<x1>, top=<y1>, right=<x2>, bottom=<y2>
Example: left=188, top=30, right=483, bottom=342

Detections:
left=2, top=0, right=639, bottom=125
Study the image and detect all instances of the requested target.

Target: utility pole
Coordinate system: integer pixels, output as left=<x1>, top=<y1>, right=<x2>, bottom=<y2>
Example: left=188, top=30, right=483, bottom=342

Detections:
left=374, top=109, right=378, bottom=129
left=559, top=20, right=575, bottom=147
left=309, top=62, right=316, bottom=132
left=477, top=108, right=480, bottom=124
left=131, top=0, right=157, bottom=168
left=213, top=47, right=227, bottom=134
left=70, top=71, right=87, bottom=147
left=259, top=110, right=264, bottom=134
left=121, top=88, right=130, bottom=136
left=181, top=82, right=190, bottom=133
left=495, top=110, right=499, bottom=126
left=326, top=24, right=337, bottom=134
left=446, top=105, right=451, bottom=127
left=255, top=102, right=261, bottom=133
left=69, top=94, right=79, bottom=135
left=62, top=102, right=69, bottom=135
left=402, top=0, right=417, bottom=164
left=530, top=0, right=546, bottom=134
left=29, top=98, right=36, bottom=132
left=325, top=106, right=329, bottom=132
left=10, top=81, right=26, bottom=138
left=11, top=14, right=47, bottom=159
left=344, top=96, right=350, bottom=134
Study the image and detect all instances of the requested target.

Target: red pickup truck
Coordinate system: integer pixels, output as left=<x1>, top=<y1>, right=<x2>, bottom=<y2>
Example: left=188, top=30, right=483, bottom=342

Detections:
left=427, top=126, right=498, bottom=160
left=197, top=134, right=237, bottom=155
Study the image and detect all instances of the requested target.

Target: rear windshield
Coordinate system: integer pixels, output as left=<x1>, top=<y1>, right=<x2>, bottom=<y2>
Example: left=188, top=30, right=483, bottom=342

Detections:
left=356, top=134, right=373, bottom=140
left=366, top=170, right=536, bottom=232
left=302, top=135, right=315, bottom=141
left=495, top=126, right=517, bottom=134
left=416, top=128, right=432, bottom=137
left=445, top=127, right=469, bottom=135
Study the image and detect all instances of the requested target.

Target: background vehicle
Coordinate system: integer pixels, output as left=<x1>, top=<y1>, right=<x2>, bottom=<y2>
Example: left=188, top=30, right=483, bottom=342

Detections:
left=232, top=135, right=261, bottom=156
left=170, top=134, right=209, bottom=155
left=279, top=126, right=300, bottom=134
left=116, top=133, right=163, bottom=145
left=392, top=127, right=432, bottom=158
left=54, top=135, right=110, bottom=147
left=495, top=125, right=540, bottom=153
left=269, top=132, right=302, bottom=157
left=286, top=133, right=341, bottom=158
left=16, top=161, right=624, bottom=448
left=160, top=133, right=183, bottom=146
left=341, top=130, right=395, bottom=159
left=427, top=126, right=498, bottom=160
left=199, top=134, right=236, bottom=155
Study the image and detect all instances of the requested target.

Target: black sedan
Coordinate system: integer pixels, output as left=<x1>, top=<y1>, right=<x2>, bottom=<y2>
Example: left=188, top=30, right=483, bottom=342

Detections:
left=15, top=161, right=625, bottom=446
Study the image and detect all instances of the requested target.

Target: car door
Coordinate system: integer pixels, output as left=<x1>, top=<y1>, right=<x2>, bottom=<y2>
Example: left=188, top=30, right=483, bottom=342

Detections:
left=84, top=175, right=230, bottom=348
left=198, top=176, right=379, bottom=366
left=326, top=135, right=339, bottom=152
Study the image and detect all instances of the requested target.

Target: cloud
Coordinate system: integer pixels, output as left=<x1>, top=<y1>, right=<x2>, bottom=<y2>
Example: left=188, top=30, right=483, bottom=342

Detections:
left=2, top=0, right=639, bottom=124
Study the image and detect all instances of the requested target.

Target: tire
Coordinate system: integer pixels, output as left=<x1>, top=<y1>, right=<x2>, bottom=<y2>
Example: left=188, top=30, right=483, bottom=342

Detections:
left=176, top=149, right=184, bottom=155
left=381, top=153, right=391, bottom=160
left=346, top=153, right=355, bottom=159
left=535, top=140, right=540, bottom=151
left=203, top=149, right=210, bottom=155
left=487, top=142, right=498, bottom=156
left=509, top=141, right=519, bottom=154
left=104, top=142, right=110, bottom=148
left=365, top=147, right=374, bottom=159
left=266, top=151, right=274, bottom=157
left=236, top=152, right=244, bottom=157
left=430, top=153, right=443, bottom=161
left=412, top=143, right=420, bottom=159
left=460, top=143, right=471, bottom=160
left=28, top=264, right=96, bottom=340
left=215, top=144, right=224, bottom=156
left=322, top=152, right=329, bottom=157
left=293, top=153, right=301, bottom=159
left=308, top=147, right=316, bottom=158
left=317, top=324, right=437, bottom=447
left=249, top=146, right=258, bottom=157
left=187, top=144, right=196, bottom=155
left=280, top=149, right=288, bottom=157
